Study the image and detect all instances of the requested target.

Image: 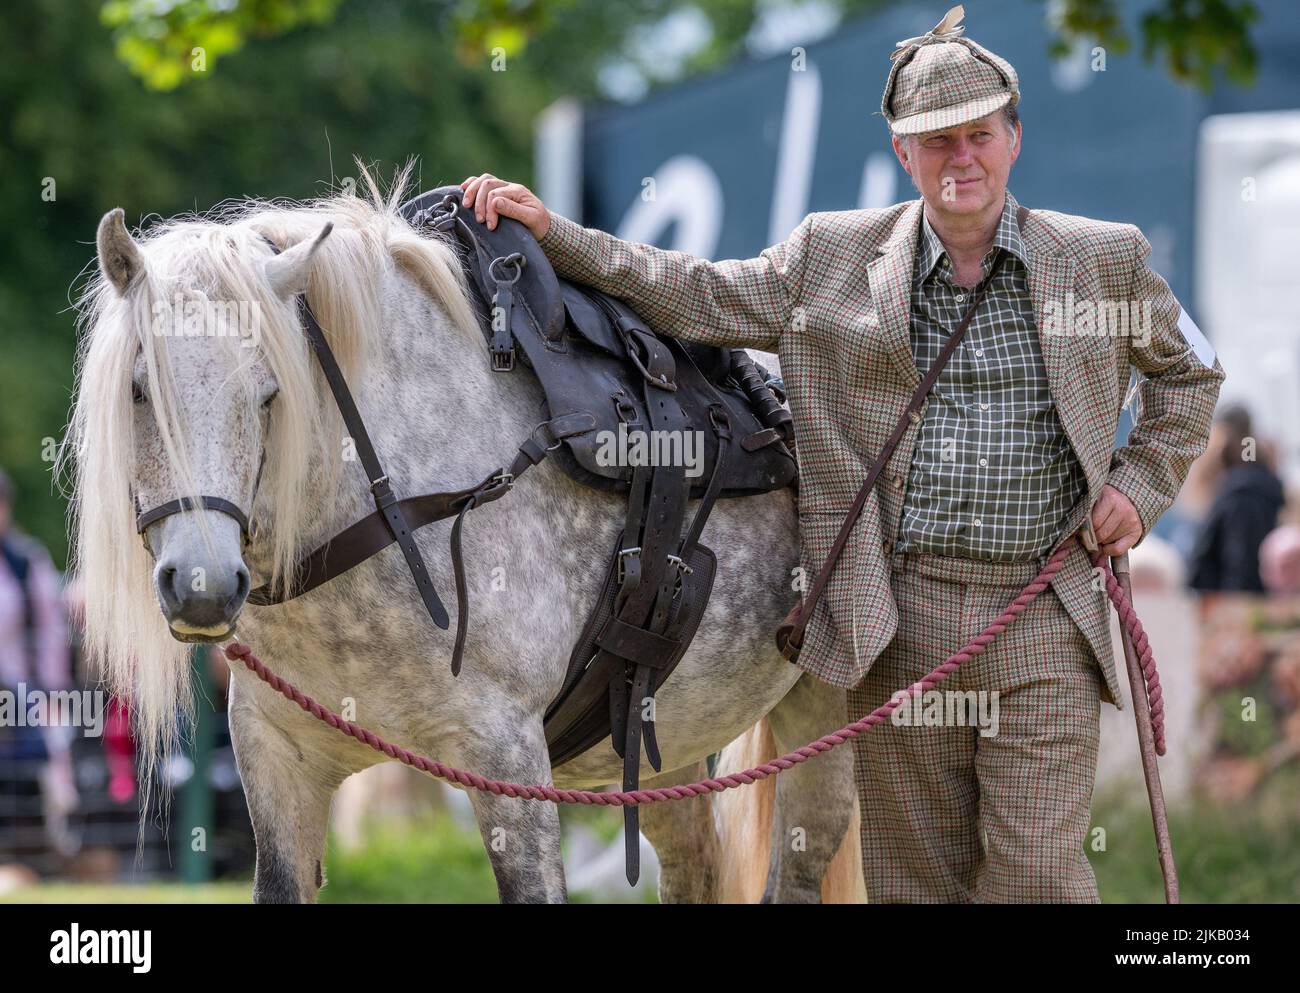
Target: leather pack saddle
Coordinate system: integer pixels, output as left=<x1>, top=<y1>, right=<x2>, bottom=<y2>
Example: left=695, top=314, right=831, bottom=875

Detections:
left=400, top=187, right=796, bottom=881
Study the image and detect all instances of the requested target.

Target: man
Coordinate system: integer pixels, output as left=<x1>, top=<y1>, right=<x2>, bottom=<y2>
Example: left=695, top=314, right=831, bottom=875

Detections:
left=461, top=4, right=1223, bottom=901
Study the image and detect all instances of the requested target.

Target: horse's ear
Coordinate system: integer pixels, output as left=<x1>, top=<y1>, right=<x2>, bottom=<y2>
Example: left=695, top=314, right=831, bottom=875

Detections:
left=264, top=222, right=334, bottom=299
left=97, top=208, right=146, bottom=296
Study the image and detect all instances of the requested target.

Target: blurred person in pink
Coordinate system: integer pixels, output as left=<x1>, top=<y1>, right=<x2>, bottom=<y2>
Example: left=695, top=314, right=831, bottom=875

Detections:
left=0, top=466, right=74, bottom=870
left=0, top=468, right=70, bottom=700
left=1260, top=524, right=1300, bottom=595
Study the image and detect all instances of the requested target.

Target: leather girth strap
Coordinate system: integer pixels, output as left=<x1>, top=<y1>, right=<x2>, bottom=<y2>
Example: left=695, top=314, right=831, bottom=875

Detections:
left=542, top=395, right=733, bottom=887
left=539, top=288, right=737, bottom=885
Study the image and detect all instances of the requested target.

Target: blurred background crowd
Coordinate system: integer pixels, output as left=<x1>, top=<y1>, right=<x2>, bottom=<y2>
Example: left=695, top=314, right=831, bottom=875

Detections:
left=0, top=463, right=254, bottom=891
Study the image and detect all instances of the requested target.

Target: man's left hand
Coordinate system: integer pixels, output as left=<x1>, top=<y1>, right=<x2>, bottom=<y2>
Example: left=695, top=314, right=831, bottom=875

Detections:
left=1091, top=484, right=1143, bottom=555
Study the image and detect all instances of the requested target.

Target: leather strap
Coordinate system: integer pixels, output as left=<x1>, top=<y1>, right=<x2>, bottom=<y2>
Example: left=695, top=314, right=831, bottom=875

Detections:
left=247, top=418, right=585, bottom=675
left=134, top=437, right=267, bottom=548
left=246, top=469, right=511, bottom=608
left=608, top=341, right=690, bottom=884
left=782, top=205, right=1028, bottom=653
left=136, top=495, right=251, bottom=542
left=294, top=297, right=451, bottom=632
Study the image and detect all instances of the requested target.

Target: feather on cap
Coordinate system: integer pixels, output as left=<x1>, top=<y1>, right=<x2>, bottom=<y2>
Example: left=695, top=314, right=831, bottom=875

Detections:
left=890, top=4, right=967, bottom=61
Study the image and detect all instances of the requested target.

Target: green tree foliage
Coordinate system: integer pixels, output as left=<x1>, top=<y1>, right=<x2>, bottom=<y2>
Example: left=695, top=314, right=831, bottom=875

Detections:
left=104, top=0, right=1260, bottom=94
left=1050, top=0, right=1259, bottom=89
left=101, top=0, right=345, bottom=91
left=0, top=0, right=571, bottom=562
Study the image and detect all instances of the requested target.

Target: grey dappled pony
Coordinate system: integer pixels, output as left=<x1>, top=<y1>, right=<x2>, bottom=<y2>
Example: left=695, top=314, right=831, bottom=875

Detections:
left=64, top=168, right=864, bottom=903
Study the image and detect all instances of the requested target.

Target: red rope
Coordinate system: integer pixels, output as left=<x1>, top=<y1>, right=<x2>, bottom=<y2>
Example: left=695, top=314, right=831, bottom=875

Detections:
left=1088, top=550, right=1166, bottom=755
left=222, top=536, right=1164, bottom=805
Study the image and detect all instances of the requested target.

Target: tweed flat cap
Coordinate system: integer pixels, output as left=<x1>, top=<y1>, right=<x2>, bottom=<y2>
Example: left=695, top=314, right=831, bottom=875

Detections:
left=881, top=5, right=1020, bottom=136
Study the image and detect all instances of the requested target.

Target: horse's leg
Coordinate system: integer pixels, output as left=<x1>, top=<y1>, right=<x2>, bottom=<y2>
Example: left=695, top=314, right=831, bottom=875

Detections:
left=761, top=672, right=855, bottom=903
left=639, top=759, right=720, bottom=903
left=458, top=703, right=567, bottom=904
left=228, top=676, right=350, bottom=904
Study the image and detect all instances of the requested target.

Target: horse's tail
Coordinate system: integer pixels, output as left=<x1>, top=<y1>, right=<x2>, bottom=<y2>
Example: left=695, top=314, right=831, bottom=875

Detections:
left=713, top=716, right=867, bottom=903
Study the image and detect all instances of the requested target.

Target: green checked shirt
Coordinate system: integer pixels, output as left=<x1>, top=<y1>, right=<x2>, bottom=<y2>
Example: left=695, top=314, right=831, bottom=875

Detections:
left=896, top=195, right=1087, bottom=560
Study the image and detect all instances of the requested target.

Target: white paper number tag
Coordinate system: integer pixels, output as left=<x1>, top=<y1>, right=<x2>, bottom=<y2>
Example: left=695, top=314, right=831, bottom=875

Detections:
left=1175, top=302, right=1216, bottom=368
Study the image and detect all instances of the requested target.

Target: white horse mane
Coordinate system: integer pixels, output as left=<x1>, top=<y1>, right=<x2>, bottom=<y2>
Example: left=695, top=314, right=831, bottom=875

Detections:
left=59, top=164, right=480, bottom=782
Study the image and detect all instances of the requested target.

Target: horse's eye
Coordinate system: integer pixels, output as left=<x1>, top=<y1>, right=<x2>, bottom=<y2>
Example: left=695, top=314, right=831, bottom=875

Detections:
left=261, top=392, right=277, bottom=410
left=131, top=381, right=148, bottom=405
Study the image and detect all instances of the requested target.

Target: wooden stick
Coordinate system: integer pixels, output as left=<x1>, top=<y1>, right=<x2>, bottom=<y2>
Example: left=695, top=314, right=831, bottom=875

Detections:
left=1111, top=552, right=1180, bottom=904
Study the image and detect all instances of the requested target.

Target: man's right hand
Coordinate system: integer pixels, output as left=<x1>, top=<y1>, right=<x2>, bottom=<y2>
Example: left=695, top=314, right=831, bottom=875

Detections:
left=460, top=174, right=550, bottom=239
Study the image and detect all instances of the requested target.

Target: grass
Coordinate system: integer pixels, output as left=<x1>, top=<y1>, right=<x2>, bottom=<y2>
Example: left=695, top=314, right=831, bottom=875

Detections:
left=1089, top=769, right=1300, bottom=903
left=319, top=806, right=654, bottom=903
left=5, top=774, right=1296, bottom=903
left=318, top=816, right=499, bottom=903
left=0, top=882, right=251, bottom=903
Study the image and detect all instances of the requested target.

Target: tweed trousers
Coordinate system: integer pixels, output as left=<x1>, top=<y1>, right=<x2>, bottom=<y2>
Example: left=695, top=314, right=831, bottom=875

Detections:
left=846, top=550, right=1103, bottom=903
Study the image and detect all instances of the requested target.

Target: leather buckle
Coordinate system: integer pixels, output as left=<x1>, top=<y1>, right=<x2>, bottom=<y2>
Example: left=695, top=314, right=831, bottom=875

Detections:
left=490, top=347, right=515, bottom=372
left=624, top=330, right=677, bottom=392
left=529, top=420, right=565, bottom=452
left=465, top=470, right=514, bottom=508
left=369, top=475, right=397, bottom=512
left=612, top=392, right=640, bottom=425
left=667, top=553, right=693, bottom=599
left=617, top=546, right=642, bottom=585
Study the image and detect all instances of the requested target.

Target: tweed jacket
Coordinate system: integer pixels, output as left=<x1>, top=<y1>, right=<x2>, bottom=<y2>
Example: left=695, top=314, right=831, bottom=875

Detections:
left=537, top=190, right=1225, bottom=704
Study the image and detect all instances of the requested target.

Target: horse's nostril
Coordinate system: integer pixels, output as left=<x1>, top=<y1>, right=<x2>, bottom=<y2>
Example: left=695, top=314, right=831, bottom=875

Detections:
left=158, top=565, right=182, bottom=608
left=231, top=566, right=251, bottom=606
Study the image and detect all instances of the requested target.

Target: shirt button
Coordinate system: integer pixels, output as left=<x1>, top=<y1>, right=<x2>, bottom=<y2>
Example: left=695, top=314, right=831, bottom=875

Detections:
left=980, top=402, right=989, bottom=411
left=955, top=293, right=966, bottom=302
left=973, top=519, right=982, bottom=527
left=979, top=458, right=988, bottom=467
left=975, top=348, right=984, bottom=357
